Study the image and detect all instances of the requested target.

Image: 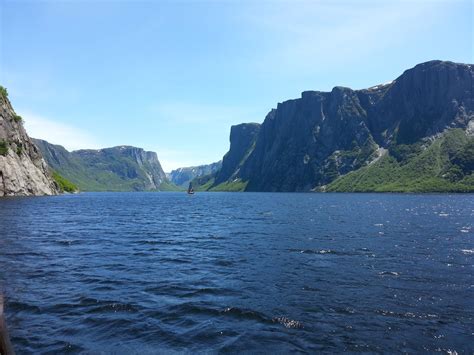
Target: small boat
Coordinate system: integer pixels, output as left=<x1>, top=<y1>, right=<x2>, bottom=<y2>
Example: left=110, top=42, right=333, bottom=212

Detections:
left=187, top=182, right=195, bottom=195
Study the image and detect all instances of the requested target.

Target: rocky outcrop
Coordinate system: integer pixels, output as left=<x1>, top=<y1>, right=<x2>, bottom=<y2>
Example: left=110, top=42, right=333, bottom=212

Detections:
left=211, top=60, right=474, bottom=192
left=168, top=161, right=222, bottom=187
left=34, top=139, right=171, bottom=191
left=0, top=91, right=59, bottom=196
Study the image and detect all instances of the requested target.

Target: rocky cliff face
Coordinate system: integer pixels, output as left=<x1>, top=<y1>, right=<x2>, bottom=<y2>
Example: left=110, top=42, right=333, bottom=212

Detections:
left=74, top=146, right=167, bottom=190
left=168, top=161, right=222, bottom=187
left=214, top=123, right=260, bottom=184
left=0, top=91, right=59, bottom=196
left=239, top=89, right=378, bottom=191
left=34, top=140, right=171, bottom=191
left=211, top=60, right=474, bottom=192
left=363, top=60, right=474, bottom=145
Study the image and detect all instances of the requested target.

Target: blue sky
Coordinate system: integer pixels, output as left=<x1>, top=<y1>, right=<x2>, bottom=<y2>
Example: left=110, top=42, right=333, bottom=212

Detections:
left=0, top=0, right=472, bottom=171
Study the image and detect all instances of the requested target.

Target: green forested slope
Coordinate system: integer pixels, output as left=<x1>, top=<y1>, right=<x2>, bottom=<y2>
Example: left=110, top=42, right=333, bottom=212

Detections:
left=326, top=129, right=474, bottom=192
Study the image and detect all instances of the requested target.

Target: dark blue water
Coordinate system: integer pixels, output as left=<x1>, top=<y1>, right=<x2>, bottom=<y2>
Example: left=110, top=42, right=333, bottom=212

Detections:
left=0, top=192, right=473, bottom=353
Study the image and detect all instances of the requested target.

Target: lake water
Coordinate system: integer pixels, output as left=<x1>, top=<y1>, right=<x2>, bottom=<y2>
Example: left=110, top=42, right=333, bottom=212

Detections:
left=0, top=192, right=473, bottom=353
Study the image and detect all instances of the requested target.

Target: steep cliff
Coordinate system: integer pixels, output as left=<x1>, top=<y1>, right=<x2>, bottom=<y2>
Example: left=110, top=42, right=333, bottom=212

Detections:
left=0, top=88, right=59, bottom=196
left=206, top=60, right=474, bottom=192
left=34, top=139, right=174, bottom=191
left=239, top=89, right=378, bottom=191
left=187, top=123, right=260, bottom=191
left=214, top=123, right=260, bottom=185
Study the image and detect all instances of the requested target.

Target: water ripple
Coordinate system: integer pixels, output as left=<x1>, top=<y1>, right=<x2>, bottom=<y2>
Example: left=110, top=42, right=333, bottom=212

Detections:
left=1, top=192, right=473, bottom=353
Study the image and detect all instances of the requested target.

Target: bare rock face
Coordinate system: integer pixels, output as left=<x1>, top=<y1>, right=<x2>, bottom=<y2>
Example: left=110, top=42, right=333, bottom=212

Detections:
left=0, top=92, right=59, bottom=196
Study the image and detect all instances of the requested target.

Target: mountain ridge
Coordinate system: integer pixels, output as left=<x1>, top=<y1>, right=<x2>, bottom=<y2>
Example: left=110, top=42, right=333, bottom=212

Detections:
left=33, top=139, right=177, bottom=192
left=168, top=161, right=222, bottom=187
left=8, top=60, right=472, bottom=194
left=194, top=60, right=473, bottom=192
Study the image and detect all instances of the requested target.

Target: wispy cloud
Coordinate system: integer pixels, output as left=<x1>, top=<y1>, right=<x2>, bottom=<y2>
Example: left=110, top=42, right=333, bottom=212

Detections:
left=149, top=102, right=260, bottom=125
left=244, top=1, right=447, bottom=72
left=21, top=110, right=102, bottom=151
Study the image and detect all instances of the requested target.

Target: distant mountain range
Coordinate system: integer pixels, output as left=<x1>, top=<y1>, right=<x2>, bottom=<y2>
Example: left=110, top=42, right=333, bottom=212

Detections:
left=2, top=60, right=472, bottom=195
left=167, top=161, right=221, bottom=187
left=33, top=139, right=177, bottom=192
left=192, top=60, right=473, bottom=192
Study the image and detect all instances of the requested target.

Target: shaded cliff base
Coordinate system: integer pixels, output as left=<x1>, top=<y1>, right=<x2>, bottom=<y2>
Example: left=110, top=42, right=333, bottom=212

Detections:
left=192, top=128, right=473, bottom=193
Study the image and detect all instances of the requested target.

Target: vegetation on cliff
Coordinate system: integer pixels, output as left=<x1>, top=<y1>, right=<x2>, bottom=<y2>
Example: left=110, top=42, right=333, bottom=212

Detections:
left=0, top=140, right=7, bottom=156
left=52, top=171, right=79, bottom=193
left=326, top=129, right=474, bottom=192
left=0, top=85, right=7, bottom=98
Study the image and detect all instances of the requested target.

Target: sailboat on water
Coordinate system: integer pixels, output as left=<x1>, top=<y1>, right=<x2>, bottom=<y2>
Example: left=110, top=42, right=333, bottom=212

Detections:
left=187, top=182, right=195, bottom=195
